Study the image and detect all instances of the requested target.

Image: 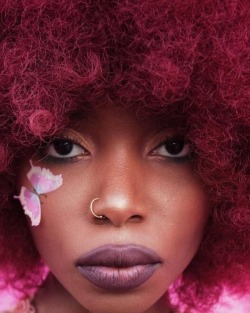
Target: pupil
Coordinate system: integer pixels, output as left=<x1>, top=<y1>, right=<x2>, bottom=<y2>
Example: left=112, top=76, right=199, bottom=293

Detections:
left=53, top=140, right=73, bottom=155
left=165, top=137, right=184, bottom=155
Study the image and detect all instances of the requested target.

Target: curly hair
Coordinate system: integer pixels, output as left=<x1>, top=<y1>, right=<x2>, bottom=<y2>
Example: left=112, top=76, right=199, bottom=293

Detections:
left=0, top=0, right=249, bottom=311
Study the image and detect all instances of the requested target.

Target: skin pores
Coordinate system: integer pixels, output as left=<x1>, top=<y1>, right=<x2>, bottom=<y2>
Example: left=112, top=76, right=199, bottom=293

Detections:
left=18, top=106, right=208, bottom=313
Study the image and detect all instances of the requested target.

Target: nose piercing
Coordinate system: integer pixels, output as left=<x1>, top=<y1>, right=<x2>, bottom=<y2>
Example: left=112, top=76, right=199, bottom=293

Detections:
left=90, top=198, right=106, bottom=219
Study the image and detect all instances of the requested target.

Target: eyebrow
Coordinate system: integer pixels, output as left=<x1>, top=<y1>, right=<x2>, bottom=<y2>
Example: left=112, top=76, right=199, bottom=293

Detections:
left=67, top=110, right=96, bottom=129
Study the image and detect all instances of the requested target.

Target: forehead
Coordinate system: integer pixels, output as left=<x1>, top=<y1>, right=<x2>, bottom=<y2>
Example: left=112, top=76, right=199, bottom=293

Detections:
left=68, top=103, right=188, bottom=135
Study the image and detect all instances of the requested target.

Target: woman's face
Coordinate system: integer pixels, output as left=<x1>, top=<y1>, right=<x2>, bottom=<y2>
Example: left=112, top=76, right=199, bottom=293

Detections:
left=18, top=106, right=208, bottom=313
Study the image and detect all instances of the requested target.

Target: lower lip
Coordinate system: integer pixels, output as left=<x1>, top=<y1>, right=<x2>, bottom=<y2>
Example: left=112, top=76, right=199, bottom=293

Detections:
left=77, top=263, right=160, bottom=290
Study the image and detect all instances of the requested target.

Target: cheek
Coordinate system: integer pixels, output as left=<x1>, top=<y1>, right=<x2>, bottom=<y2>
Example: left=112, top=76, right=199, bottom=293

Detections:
left=148, top=166, right=208, bottom=264
left=28, top=168, right=98, bottom=268
left=166, top=193, right=207, bottom=267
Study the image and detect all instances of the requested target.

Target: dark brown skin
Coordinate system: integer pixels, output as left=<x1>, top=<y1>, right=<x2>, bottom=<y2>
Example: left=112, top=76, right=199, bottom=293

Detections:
left=18, top=105, right=208, bottom=313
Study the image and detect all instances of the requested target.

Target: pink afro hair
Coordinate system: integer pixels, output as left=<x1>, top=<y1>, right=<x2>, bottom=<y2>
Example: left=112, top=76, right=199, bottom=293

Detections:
left=0, top=0, right=249, bottom=311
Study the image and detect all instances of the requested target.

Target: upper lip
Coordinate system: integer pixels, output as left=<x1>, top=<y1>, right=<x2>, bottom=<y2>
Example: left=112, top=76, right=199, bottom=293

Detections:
left=75, top=244, right=162, bottom=267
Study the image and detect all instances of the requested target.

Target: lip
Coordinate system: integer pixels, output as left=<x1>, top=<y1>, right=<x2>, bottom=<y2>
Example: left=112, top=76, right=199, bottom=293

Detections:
left=75, top=244, right=162, bottom=291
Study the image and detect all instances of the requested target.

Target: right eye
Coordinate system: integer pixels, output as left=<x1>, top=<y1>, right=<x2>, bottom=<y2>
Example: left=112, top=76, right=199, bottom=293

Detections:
left=44, top=138, right=88, bottom=161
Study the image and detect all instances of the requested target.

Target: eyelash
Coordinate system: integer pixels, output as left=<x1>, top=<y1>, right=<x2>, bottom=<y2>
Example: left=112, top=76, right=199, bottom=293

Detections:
left=40, top=136, right=190, bottom=164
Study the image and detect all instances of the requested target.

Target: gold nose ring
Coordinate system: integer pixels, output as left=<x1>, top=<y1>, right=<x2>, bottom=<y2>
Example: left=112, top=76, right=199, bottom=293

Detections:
left=90, top=198, right=106, bottom=219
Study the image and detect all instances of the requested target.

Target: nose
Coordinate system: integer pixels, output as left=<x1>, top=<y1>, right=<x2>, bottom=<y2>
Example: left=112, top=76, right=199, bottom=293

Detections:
left=90, top=154, right=146, bottom=227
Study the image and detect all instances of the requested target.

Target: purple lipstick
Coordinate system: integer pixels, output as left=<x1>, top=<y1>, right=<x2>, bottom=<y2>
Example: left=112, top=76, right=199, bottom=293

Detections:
left=76, top=244, right=162, bottom=291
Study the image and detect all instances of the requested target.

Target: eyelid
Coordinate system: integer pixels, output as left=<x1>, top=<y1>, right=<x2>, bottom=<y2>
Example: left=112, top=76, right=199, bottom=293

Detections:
left=58, top=128, right=90, bottom=151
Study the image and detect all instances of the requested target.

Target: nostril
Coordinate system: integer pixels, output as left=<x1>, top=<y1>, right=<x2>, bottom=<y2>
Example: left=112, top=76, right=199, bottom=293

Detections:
left=130, top=215, right=143, bottom=222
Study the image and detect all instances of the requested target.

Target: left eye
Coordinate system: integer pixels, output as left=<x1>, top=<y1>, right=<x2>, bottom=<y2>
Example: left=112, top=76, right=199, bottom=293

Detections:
left=45, top=139, right=86, bottom=159
left=154, top=137, right=190, bottom=159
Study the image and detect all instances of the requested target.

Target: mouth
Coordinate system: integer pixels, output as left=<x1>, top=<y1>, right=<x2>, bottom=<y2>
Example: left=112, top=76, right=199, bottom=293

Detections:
left=75, top=244, right=162, bottom=291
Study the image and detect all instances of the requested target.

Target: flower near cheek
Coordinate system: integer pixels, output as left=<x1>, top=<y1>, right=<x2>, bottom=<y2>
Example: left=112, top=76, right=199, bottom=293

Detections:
left=14, top=160, right=63, bottom=226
